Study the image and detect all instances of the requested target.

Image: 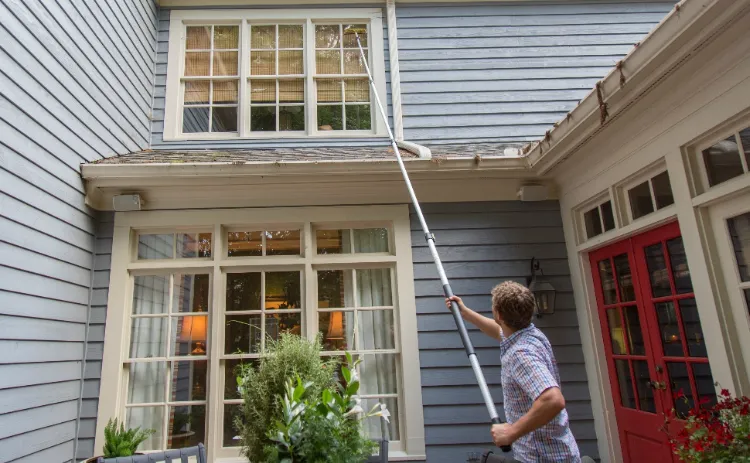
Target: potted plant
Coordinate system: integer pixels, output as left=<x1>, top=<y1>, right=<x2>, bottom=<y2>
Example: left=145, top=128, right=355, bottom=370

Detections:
left=663, top=388, right=750, bottom=462
left=83, top=418, right=156, bottom=462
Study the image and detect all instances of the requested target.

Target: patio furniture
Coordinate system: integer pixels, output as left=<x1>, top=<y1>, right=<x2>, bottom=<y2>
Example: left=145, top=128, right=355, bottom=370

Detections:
left=95, top=443, right=206, bottom=462
left=366, top=439, right=389, bottom=463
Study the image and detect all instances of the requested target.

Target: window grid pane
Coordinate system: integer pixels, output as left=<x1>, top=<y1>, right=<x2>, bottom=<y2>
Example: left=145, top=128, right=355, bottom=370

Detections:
left=249, top=24, right=306, bottom=133
left=126, top=273, right=211, bottom=451
left=182, top=24, right=239, bottom=134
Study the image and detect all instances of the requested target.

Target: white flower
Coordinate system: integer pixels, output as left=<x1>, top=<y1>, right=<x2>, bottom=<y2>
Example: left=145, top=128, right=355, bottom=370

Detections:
left=371, top=403, right=391, bottom=423
left=350, top=369, right=359, bottom=383
left=344, top=398, right=364, bottom=417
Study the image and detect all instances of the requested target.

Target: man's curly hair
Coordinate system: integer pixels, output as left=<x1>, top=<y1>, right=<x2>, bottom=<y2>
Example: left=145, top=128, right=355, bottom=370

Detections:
left=491, top=281, right=535, bottom=330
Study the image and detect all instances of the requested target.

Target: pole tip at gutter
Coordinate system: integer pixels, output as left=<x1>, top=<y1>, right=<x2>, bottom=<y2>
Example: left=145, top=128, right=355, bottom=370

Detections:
left=397, top=140, right=432, bottom=159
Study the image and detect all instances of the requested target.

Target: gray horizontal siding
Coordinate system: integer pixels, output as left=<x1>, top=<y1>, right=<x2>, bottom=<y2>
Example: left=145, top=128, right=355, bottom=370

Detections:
left=411, top=201, right=597, bottom=462
left=397, top=1, right=674, bottom=144
left=0, top=0, right=156, bottom=461
left=151, top=6, right=393, bottom=150
left=75, top=212, right=114, bottom=461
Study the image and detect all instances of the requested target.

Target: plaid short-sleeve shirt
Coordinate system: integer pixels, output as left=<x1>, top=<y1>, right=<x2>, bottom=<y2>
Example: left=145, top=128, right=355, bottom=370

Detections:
left=500, top=324, right=581, bottom=463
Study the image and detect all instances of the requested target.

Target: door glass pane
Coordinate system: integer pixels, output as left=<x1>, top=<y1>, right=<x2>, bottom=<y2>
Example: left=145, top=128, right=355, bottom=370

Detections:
left=692, top=363, right=717, bottom=410
left=265, top=312, right=302, bottom=339
left=656, top=302, right=684, bottom=357
left=728, top=212, right=750, bottom=282
left=666, top=237, right=693, bottom=294
left=359, top=354, right=398, bottom=395
left=356, top=269, right=393, bottom=307
left=598, top=259, right=617, bottom=305
left=632, top=360, right=656, bottom=413
left=138, top=234, right=174, bottom=260
left=678, top=298, right=706, bottom=357
left=629, top=181, right=654, bottom=220
left=223, top=403, right=242, bottom=447
left=227, top=231, right=262, bottom=257
left=171, top=315, right=208, bottom=356
left=130, top=317, right=167, bottom=358
left=225, top=315, right=262, bottom=354
left=353, top=228, right=389, bottom=253
left=615, top=359, right=636, bottom=409
left=652, top=171, right=674, bottom=209
left=319, top=311, right=354, bottom=351
left=318, top=270, right=354, bottom=308
left=606, top=309, right=626, bottom=355
left=224, top=359, right=256, bottom=400
left=126, top=406, right=164, bottom=450
left=623, top=306, right=645, bottom=356
left=362, top=397, right=399, bottom=442
left=667, top=362, right=695, bottom=418
left=173, top=274, right=210, bottom=313
left=133, top=275, right=170, bottom=314
left=702, top=135, right=744, bottom=187
left=171, top=361, right=207, bottom=402
left=265, top=272, right=301, bottom=310
left=613, top=254, right=635, bottom=302
left=176, top=233, right=212, bottom=258
left=226, top=272, right=261, bottom=312
left=168, top=405, right=206, bottom=449
left=358, top=309, right=395, bottom=350
left=645, top=243, right=672, bottom=298
left=128, top=362, right=167, bottom=404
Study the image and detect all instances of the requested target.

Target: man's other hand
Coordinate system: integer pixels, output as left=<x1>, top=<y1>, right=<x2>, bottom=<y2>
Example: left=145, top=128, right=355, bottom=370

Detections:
left=491, top=423, right=517, bottom=447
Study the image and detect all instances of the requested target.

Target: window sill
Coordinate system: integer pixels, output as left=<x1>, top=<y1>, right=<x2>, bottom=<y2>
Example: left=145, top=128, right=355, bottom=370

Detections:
left=163, top=131, right=387, bottom=142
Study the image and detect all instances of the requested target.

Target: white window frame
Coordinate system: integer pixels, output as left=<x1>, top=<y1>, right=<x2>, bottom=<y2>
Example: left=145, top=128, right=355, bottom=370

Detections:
left=614, top=161, right=676, bottom=226
left=95, top=205, right=426, bottom=462
left=574, top=192, right=618, bottom=244
left=163, top=9, right=389, bottom=141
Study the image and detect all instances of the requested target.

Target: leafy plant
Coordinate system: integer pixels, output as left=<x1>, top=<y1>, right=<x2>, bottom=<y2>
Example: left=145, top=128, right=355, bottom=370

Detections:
left=663, top=387, right=750, bottom=463
left=236, top=333, right=338, bottom=462
left=264, top=353, right=390, bottom=463
left=102, top=418, right=155, bottom=458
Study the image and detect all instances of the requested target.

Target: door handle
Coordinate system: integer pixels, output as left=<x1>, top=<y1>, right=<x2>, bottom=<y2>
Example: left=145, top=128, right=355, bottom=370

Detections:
left=649, top=381, right=666, bottom=390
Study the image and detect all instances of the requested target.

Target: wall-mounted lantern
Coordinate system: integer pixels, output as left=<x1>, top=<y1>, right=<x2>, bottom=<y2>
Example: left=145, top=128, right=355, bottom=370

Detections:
left=527, top=257, right=556, bottom=317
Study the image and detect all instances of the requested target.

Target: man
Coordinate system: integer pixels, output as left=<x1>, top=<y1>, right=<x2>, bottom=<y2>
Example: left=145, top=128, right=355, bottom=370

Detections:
left=447, top=281, right=581, bottom=463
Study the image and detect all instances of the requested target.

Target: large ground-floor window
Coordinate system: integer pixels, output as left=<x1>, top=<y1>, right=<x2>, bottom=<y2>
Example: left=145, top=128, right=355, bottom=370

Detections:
left=97, top=206, right=425, bottom=461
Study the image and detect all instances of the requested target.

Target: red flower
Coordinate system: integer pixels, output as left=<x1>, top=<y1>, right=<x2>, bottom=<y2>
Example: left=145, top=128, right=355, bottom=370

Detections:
left=721, top=388, right=731, bottom=397
left=673, top=388, right=686, bottom=400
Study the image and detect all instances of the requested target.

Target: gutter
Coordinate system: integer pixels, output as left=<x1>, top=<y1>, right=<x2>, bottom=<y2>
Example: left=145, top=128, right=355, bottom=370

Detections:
left=524, top=0, right=748, bottom=175
left=82, top=154, right=525, bottom=182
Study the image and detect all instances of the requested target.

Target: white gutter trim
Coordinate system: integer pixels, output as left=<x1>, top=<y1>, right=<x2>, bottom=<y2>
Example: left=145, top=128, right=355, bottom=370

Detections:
left=524, top=0, right=741, bottom=174
left=81, top=155, right=525, bottom=181
left=386, top=0, right=405, bottom=142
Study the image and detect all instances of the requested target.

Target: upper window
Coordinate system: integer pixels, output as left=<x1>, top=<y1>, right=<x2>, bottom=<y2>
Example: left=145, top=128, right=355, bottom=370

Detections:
left=583, top=200, right=616, bottom=240
left=164, top=9, right=388, bottom=140
left=627, top=170, right=674, bottom=221
left=701, top=126, right=750, bottom=187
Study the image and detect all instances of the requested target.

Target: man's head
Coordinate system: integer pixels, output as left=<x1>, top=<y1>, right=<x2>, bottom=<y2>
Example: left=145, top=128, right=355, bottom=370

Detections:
left=491, top=281, right=536, bottom=330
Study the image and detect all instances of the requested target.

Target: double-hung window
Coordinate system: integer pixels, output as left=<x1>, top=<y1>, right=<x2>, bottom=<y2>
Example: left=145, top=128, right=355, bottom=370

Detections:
left=96, top=206, right=426, bottom=461
left=163, top=9, right=388, bottom=140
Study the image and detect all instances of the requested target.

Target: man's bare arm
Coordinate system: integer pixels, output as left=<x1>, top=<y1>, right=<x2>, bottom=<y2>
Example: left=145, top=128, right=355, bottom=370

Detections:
left=446, top=296, right=502, bottom=341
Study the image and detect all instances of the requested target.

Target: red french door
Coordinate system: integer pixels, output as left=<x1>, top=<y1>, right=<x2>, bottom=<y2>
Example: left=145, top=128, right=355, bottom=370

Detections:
left=589, top=222, right=717, bottom=463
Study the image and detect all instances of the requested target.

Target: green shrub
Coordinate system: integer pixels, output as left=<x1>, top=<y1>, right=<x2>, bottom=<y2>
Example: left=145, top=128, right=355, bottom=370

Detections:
left=263, top=353, right=389, bottom=463
left=102, top=418, right=155, bottom=458
left=236, top=333, right=338, bottom=462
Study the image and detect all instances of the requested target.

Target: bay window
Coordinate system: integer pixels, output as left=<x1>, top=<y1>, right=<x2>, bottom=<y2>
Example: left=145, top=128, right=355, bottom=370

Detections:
left=96, top=206, right=425, bottom=461
left=163, top=9, right=388, bottom=140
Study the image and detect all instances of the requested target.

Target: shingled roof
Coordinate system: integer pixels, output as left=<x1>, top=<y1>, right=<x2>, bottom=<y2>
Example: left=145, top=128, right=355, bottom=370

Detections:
left=88, top=143, right=522, bottom=165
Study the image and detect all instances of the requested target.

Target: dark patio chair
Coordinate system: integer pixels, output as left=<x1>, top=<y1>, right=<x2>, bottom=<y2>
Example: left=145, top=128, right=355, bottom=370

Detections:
left=366, top=439, right=388, bottom=463
left=96, top=443, right=206, bottom=463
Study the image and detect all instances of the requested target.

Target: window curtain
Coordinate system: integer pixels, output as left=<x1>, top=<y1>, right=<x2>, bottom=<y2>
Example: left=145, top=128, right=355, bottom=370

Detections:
left=354, top=231, right=396, bottom=440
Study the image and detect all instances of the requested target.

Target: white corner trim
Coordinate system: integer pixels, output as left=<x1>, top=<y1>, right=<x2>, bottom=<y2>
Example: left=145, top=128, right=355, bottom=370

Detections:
left=386, top=0, right=404, bottom=141
left=398, top=140, right=431, bottom=159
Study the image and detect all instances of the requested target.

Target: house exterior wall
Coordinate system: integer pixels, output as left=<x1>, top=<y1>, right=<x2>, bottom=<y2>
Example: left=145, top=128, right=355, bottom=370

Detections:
left=151, top=6, right=393, bottom=149
left=411, top=201, right=598, bottom=462
left=0, top=0, right=157, bottom=461
left=396, top=2, right=675, bottom=145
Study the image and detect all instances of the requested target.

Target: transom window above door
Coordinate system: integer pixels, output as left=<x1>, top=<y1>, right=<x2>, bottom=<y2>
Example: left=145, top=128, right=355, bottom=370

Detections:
left=163, top=9, right=388, bottom=140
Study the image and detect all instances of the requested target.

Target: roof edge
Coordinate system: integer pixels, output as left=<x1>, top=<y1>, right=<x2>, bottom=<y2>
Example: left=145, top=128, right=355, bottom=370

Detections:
left=525, top=0, right=749, bottom=174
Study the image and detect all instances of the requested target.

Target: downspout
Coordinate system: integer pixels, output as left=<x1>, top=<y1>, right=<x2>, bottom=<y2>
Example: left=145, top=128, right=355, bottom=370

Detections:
left=385, top=0, right=432, bottom=159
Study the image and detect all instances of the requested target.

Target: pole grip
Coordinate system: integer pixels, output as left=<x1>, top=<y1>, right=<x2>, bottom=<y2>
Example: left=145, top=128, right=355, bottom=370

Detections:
left=490, top=418, right=512, bottom=453
left=442, top=284, right=475, bottom=356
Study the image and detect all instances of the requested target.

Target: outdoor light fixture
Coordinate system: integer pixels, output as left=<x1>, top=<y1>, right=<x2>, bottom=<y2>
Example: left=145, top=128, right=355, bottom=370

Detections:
left=527, top=257, right=556, bottom=317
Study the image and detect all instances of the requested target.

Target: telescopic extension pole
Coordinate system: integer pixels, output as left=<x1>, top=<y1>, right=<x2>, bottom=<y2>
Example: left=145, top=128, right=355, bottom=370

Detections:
left=347, top=27, right=511, bottom=453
